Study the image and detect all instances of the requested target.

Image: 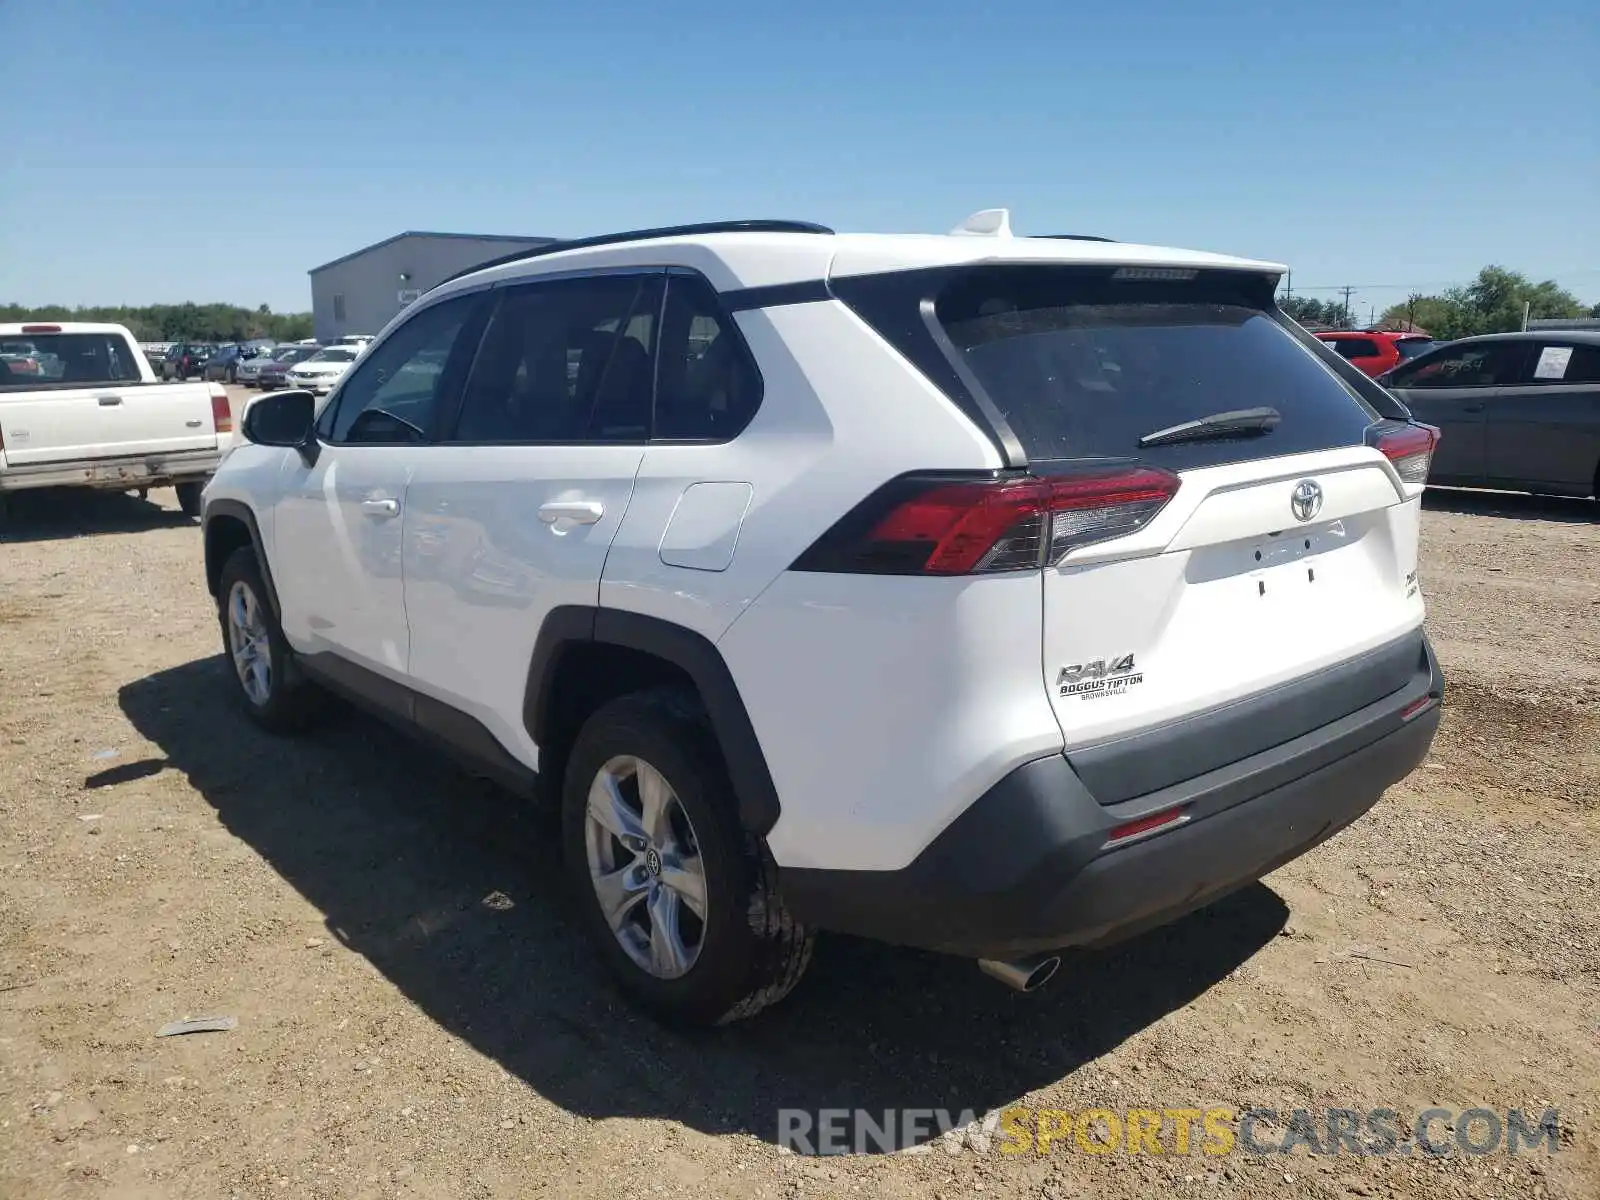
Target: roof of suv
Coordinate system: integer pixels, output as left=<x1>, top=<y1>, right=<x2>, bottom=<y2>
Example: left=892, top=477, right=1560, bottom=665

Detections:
left=436, top=214, right=1287, bottom=302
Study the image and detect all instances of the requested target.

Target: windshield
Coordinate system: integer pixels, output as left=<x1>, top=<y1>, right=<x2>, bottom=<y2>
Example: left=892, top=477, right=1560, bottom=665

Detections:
left=309, top=348, right=358, bottom=364
left=1395, top=339, right=1438, bottom=361
left=0, top=332, right=143, bottom=388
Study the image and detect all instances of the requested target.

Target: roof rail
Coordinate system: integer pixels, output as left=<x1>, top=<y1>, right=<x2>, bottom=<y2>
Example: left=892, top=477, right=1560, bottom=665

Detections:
left=436, top=219, right=834, bottom=288
left=1033, top=233, right=1116, bottom=243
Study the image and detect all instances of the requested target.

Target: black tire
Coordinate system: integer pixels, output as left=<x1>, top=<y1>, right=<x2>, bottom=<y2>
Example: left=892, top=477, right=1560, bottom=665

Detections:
left=561, top=688, right=813, bottom=1026
left=175, top=481, right=203, bottom=517
left=216, top=547, right=323, bottom=732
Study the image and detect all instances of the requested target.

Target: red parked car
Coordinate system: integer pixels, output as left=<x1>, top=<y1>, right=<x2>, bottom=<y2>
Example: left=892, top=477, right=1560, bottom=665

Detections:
left=1316, top=330, right=1439, bottom=377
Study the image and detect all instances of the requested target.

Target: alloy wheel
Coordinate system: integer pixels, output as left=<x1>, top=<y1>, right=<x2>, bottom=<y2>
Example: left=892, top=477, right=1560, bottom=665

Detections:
left=583, top=755, right=708, bottom=979
left=226, top=581, right=272, bottom=706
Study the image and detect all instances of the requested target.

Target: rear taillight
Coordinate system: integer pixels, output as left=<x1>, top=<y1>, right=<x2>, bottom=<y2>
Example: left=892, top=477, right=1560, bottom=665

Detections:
left=209, top=385, right=232, bottom=434
left=792, top=466, right=1181, bottom=576
left=1370, top=421, right=1437, bottom=486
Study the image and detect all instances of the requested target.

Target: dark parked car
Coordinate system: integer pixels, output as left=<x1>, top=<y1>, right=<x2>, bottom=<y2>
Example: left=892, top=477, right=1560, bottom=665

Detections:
left=1382, top=331, right=1600, bottom=499
left=255, top=344, right=320, bottom=391
left=162, top=342, right=216, bottom=380
left=204, top=342, right=277, bottom=384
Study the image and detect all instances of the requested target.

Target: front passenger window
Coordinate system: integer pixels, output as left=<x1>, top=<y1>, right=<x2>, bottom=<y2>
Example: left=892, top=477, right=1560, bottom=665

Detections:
left=327, top=293, right=486, bottom=444
left=1387, top=343, right=1525, bottom=389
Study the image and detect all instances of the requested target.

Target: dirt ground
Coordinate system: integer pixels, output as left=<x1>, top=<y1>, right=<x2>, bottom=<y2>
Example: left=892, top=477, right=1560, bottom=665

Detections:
left=2, top=444, right=1596, bottom=1199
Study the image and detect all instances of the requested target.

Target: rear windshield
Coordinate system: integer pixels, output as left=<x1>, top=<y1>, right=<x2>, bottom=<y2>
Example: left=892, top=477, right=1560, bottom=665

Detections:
left=926, top=267, right=1376, bottom=468
left=0, top=333, right=143, bottom=388
left=1395, top=339, right=1437, bottom=361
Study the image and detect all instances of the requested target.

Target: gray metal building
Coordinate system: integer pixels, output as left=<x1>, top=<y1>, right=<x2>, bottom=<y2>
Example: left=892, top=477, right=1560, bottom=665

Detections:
left=308, top=231, right=555, bottom=344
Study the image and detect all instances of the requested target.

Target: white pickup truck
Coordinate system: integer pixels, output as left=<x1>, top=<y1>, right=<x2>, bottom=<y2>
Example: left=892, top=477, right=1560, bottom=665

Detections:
left=0, top=322, right=232, bottom=517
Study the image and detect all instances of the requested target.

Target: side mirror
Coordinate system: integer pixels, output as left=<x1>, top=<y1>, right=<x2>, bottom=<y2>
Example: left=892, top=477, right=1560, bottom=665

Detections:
left=241, top=389, right=320, bottom=465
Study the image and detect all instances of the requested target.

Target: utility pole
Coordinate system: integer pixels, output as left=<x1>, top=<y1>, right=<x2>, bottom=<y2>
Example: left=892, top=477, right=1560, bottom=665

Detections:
left=1339, top=285, right=1355, bottom=329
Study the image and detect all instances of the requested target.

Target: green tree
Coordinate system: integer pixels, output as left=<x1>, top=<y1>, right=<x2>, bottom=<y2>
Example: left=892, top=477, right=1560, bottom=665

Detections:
left=0, top=301, right=313, bottom=343
left=1280, top=295, right=1351, bottom=328
left=1380, top=267, right=1586, bottom=339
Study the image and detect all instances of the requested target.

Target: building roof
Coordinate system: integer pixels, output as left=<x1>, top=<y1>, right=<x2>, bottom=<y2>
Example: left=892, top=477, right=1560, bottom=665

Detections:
left=1448, top=329, right=1600, bottom=346
left=309, top=231, right=557, bottom=275
left=1527, top=317, right=1600, bottom=331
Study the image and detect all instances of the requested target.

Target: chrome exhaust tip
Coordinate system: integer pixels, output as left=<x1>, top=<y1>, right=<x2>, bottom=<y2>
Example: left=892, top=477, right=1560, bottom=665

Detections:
left=977, top=954, right=1061, bottom=993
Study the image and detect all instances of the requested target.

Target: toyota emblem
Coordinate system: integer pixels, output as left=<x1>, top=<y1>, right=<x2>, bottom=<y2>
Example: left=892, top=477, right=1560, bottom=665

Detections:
left=1290, top=479, right=1324, bottom=522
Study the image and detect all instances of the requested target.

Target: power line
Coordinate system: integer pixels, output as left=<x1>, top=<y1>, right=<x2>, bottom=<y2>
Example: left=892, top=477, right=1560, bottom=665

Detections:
left=1288, top=266, right=1600, bottom=293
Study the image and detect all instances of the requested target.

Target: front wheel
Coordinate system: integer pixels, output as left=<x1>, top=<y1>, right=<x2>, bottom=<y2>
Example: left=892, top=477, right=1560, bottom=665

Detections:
left=216, top=548, right=322, bottom=732
left=562, top=689, right=813, bottom=1026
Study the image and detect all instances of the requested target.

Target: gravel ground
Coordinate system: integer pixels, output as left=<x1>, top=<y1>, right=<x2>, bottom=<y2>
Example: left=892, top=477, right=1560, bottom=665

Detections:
left=1, top=454, right=1596, bottom=1200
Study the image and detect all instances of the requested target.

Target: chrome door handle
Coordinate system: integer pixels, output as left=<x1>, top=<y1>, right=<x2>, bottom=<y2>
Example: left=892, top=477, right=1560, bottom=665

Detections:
left=361, top=498, right=401, bottom=518
left=97, top=395, right=123, bottom=406
left=538, top=500, right=604, bottom=525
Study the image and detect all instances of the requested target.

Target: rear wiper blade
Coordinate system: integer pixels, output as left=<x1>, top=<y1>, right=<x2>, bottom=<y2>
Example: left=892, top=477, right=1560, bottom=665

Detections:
left=1137, top=406, right=1281, bottom=448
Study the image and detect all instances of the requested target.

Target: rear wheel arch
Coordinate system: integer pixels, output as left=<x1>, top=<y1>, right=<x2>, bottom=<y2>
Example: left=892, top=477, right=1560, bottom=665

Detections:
left=524, top=607, right=781, bottom=836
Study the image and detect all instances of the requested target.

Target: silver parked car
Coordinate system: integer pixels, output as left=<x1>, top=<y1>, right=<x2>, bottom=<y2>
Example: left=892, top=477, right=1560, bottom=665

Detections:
left=240, top=343, right=309, bottom=387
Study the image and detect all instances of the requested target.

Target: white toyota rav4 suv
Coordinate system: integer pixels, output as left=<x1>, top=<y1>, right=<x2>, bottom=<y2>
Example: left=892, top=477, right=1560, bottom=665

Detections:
left=200, top=213, right=1444, bottom=1026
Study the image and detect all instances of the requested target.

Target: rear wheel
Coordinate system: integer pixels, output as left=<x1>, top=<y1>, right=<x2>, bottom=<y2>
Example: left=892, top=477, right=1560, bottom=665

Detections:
left=216, top=547, right=322, bottom=732
left=562, top=689, right=813, bottom=1026
left=175, top=481, right=203, bottom=517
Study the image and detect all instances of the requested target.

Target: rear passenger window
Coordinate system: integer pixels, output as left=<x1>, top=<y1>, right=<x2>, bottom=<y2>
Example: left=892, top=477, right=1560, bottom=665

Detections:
left=1332, top=338, right=1380, bottom=359
left=451, top=275, right=658, bottom=443
left=653, top=275, right=762, bottom=441
left=1527, top=343, right=1600, bottom=384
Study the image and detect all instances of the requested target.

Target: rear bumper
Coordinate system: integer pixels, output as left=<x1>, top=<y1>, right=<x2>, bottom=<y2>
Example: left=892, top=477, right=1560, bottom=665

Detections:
left=780, top=633, right=1444, bottom=959
left=0, top=448, right=221, bottom=493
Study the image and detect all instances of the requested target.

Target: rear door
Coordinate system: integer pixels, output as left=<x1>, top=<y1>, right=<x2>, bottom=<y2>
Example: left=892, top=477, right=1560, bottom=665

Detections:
left=1384, top=340, right=1529, bottom=484
left=927, top=266, right=1426, bottom=785
left=401, top=272, right=658, bottom=765
left=0, top=330, right=218, bottom=465
left=1482, top=341, right=1600, bottom=491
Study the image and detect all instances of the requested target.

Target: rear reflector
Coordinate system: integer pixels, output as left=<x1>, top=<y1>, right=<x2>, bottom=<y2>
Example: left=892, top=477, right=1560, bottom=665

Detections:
left=1105, top=805, right=1185, bottom=845
left=1370, top=421, right=1437, bottom=486
left=792, top=466, right=1181, bottom=576
left=1399, top=695, right=1437, bottom=722
left=209, top=385, right=232, bottom=434
left=20, top=323, right=61, bottom=334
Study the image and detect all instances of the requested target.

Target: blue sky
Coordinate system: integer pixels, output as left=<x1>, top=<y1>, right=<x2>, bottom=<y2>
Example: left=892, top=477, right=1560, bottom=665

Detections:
left=2, top=0, right=1596, bottom=318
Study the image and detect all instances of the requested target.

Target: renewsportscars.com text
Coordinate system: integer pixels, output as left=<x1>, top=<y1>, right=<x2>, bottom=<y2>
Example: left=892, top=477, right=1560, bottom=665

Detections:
left=777, top=1106, right=1563, bottom=1158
